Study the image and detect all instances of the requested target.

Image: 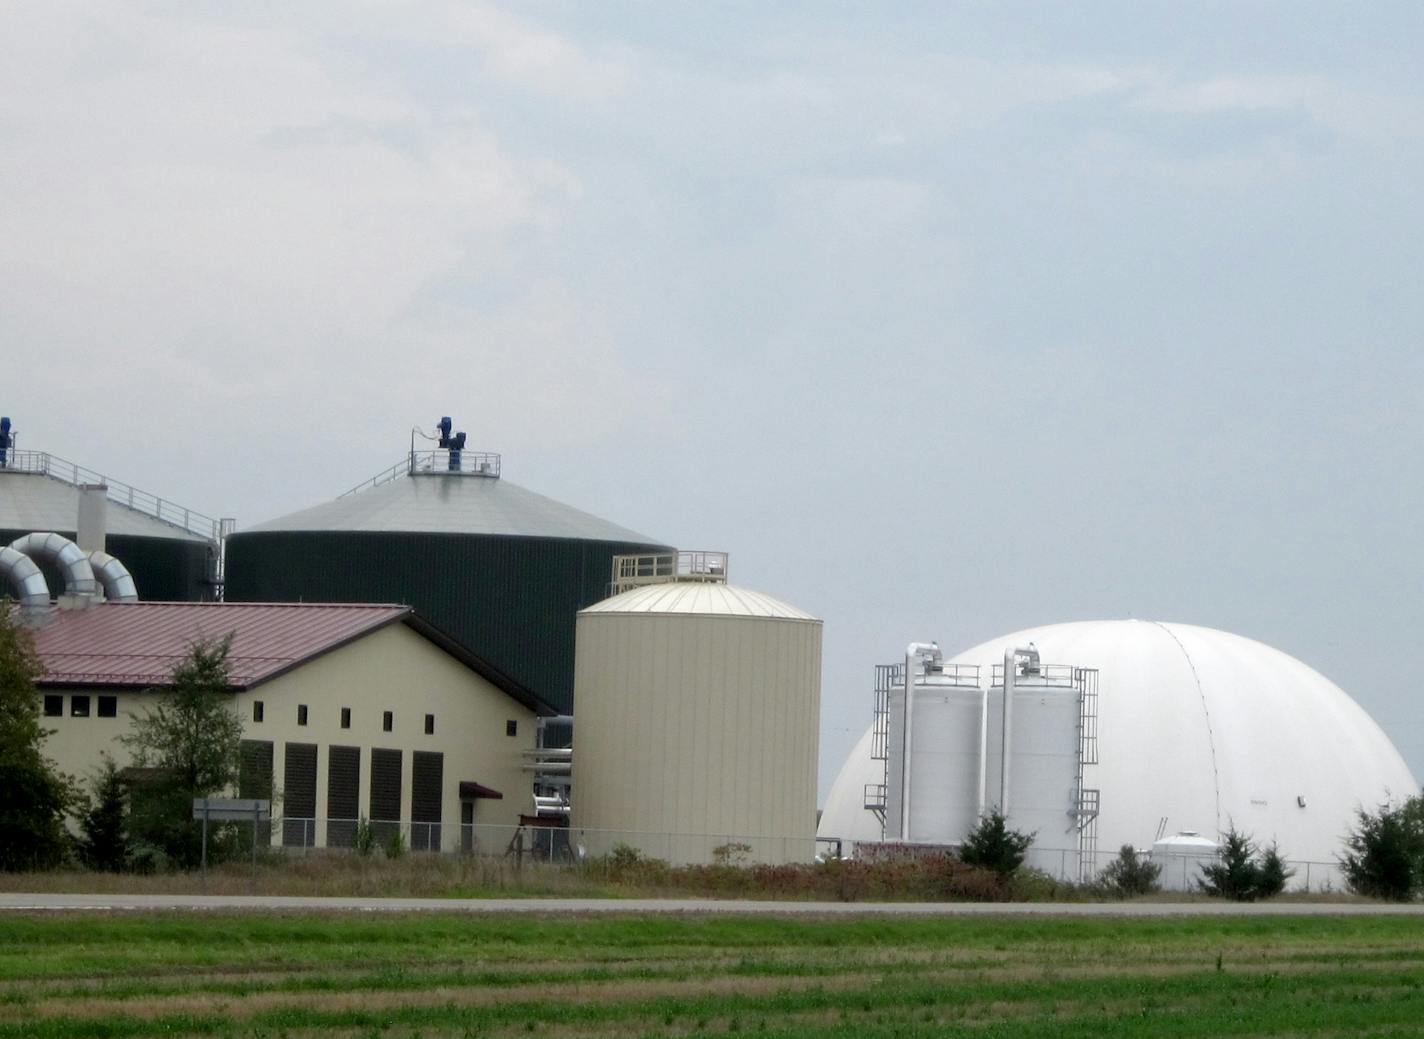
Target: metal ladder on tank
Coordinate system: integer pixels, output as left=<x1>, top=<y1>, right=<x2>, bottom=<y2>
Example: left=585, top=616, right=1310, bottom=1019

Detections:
left=1072, top=667, right=1101, bottom=882
left=863, top=663, right=899, bottom=833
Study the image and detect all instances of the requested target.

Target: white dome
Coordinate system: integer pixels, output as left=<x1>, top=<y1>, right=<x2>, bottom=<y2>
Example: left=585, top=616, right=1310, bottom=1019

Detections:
left=819, top=620, right=1418, bottom=867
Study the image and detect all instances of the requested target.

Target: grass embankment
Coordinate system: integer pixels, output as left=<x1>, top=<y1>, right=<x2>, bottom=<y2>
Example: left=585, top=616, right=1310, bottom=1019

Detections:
left=3, top=912, right=1423, bottom=1037
left=0, top=852, right=1048, bottom=901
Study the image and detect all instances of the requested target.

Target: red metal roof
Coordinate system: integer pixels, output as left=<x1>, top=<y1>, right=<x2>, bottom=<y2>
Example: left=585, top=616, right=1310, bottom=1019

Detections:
left=28, top=602, right=411, bottom=689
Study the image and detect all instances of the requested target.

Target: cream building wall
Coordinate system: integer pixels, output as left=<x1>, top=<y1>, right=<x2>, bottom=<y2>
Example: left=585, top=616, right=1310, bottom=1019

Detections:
left=37, top=621, right=539, bottom=852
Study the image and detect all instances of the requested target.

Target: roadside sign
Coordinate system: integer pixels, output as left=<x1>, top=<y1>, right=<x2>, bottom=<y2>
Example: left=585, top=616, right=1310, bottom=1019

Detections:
left=191, top=797, right=271, bottom=821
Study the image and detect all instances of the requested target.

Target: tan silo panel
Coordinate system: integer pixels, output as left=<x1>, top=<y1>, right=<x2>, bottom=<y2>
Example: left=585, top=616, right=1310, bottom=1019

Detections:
left=571, top=583, right=821, bottom=864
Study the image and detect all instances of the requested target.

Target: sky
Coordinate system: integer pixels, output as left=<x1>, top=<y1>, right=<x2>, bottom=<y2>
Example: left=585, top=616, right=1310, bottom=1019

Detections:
left=3, top=3, right=1423, bottom=802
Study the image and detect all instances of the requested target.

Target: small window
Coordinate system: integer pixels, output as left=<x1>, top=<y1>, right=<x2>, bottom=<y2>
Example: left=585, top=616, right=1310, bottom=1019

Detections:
left=505, top=719, right=517, bottom=738
left=424, top=714, right=435, bottom=735
left=253, top=701, right=264, bottom=723
left=71, top=695, right=90, bottom=718
left=43, top=695, right=63, bottom=717
left=97, top=695, right=117, bottom=718
left=297, top=704, right=308, bottom=726
left=340, top=707, right=351, bottom=729
left=382, top=710, right=393, bottom=733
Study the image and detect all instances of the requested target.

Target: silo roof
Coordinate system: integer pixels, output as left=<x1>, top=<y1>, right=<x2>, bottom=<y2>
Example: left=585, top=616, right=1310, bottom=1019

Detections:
left=581, top=581, right=818, bottom=620
left=243, top=472, right=663, bottom=544
left=0, top=472, right=211, bottom=543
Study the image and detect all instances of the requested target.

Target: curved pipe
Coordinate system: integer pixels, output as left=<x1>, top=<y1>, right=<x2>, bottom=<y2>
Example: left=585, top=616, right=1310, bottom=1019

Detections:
left=0, top=546, right=51, bottom=607
left=87, top=551, right=138, bottom=602
left=8, top=532, right=99, bottom=598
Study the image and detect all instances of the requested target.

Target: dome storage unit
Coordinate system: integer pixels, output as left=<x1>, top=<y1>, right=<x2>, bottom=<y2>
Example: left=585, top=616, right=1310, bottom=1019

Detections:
left=0, top=448, right=221, bottom=602
left=224, top=422, right=670, bottom=715
left=821, top=620, right=1419, bottom=887
left=570, top=552, right=822, bottom=864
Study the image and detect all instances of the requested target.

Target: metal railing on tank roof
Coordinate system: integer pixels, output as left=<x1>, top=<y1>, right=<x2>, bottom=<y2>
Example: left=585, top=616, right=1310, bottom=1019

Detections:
left=0, top=449, right=223, bottom=542
left=340, top=450, right=503, bottom=497
left=610, top=550, right=729, bottom=595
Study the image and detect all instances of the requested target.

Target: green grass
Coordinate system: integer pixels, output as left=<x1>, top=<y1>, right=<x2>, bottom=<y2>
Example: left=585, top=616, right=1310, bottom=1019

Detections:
left=2, top=913, right=1423, bottom=1037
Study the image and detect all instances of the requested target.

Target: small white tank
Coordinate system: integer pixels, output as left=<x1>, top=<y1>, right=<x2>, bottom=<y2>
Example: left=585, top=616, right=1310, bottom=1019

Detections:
left=1152, top=831, right=1220, bottom=892
left=885, top=665, right=983, bottom=843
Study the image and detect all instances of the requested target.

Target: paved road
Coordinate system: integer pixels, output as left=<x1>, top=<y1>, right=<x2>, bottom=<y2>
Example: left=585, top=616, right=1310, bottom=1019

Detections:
left=3, top=892, right=1422, bottom=915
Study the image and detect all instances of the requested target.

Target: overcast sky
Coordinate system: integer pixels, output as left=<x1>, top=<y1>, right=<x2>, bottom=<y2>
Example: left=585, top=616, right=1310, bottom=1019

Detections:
left=4, top=3, right=1423, bottom=802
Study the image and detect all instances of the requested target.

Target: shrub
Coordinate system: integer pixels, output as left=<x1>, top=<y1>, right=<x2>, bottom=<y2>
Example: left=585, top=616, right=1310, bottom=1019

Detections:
left=1098, top=844, right=1162, bottom=898
left=713, top=841, right=753, bottom=866
left=76, top=757, right=130, bottom=872
left=959, top=811, right=1034, bottom=877
left=1199, top=826, right=1293, bottom=901
left=1340, top=799, right=1424, bottom=901
left=353, top=818, right=376, bottom=857
left=383, top=830, right=406, bottom=860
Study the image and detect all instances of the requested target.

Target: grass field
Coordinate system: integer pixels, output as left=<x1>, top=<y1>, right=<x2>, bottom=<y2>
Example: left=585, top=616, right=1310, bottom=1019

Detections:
left=3, top=912, right=1423, bottom=1037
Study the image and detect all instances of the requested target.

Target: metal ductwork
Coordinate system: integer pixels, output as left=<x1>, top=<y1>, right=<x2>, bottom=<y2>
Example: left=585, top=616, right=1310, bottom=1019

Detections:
left=0, top=546, right=50, bottom=607
left=7, top=532, right=99, bottom=598
left=87, top=551, right=138, bottom=602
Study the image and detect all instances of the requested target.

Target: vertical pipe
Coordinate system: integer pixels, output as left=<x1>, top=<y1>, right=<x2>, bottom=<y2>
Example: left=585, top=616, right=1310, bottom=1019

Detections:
left=1000, top=648, right=1016, bottom=816
left=977, top=686, right=989, bottom=819
left=900, top=655, right=914, bottom=839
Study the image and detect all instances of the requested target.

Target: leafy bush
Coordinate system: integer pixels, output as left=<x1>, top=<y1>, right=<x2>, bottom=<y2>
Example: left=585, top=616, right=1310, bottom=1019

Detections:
left=1340, top=799, right=1424, bottom=901
left=1199, top=826, right=1293, bottom=901
left=959, top=811, right=1034, bottom=877
left=1097, top=844, right=1162, bottom=898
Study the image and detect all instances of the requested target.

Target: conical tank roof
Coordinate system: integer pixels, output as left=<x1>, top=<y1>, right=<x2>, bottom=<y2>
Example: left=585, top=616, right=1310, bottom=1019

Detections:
left=0, top=470, right=210, bottom=542
left=245, top=470, right=662, bottom=544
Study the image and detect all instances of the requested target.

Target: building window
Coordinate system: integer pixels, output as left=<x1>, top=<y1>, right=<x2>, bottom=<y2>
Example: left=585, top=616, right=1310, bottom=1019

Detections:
left=71, top=695, right=90, bottom=717
left=340, top=707, right=351, bottom=729
left=297, top=704, right=308, bottom=726
left=382, top=710, right=393, bottom=732
left=43, top=695, right=63, bottom=718
left=424, top=714, right=435, bottom=735
left=253, top=701, right=264, bottom=723
left=97, top=696, right=117, bottom=718
left=505, top=719, right=517, bottom=738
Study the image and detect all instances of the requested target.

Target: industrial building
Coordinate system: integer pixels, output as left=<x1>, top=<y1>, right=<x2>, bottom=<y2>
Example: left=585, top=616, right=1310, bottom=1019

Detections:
left=225, top=422, right=670, bottom=716
left=571, top=552, right=822, bottom=864
left=818, top=620, right=1418, bottom=883
left=26, top=599, right=551, bottom=850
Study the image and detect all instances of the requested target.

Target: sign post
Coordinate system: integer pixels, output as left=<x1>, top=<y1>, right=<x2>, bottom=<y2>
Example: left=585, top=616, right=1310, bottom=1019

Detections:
left=193, top=798, right=271, bottom=882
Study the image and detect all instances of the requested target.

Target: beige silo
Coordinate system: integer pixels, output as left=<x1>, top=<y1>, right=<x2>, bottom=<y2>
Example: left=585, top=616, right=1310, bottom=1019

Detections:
left=571, top=555, right=821, bottom=864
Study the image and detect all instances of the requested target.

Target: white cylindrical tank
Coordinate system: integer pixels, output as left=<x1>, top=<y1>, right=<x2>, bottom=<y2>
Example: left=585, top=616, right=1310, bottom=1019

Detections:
left=885, top=665, right=983, bottom=843
left=983, top=668, right=1081, bottom=875
left=571, top=581, right=822, bottom=865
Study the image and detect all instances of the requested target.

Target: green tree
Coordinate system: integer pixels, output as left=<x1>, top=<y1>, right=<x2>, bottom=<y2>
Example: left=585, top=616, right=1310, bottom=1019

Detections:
left=0, top=600, right=72, bottom=871
left=121, top=635, right=243, bottom=869
left=76, top=756, right=130, bottom=872
left=1098, top=844, right=1163, bottom=898
left=1340, top=799, right=1424, bottom=902
left=959, top=811, right=1034, bottom=877
left=1199, top=825, right=1294, bottom=901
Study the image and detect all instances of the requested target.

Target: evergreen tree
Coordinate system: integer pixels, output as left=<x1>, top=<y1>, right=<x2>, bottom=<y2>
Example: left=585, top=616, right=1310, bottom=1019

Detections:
left=0, top=601, right=72, bottom=870
left=76, top=756, right=130, bottom=872
left=1341, top=799, right=1424, bottom=902
left=1199, top=825, right=1294, bottom=901
left=959, top=811, right=1034, bottom=877
left=121, top=635, right=243, bottom=869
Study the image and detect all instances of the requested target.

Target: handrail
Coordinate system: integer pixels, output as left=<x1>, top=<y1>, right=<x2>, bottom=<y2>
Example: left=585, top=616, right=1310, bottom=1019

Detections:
left=0, top=450, right=222, bottom=542
left=340, top=449, right=503, bottom=498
